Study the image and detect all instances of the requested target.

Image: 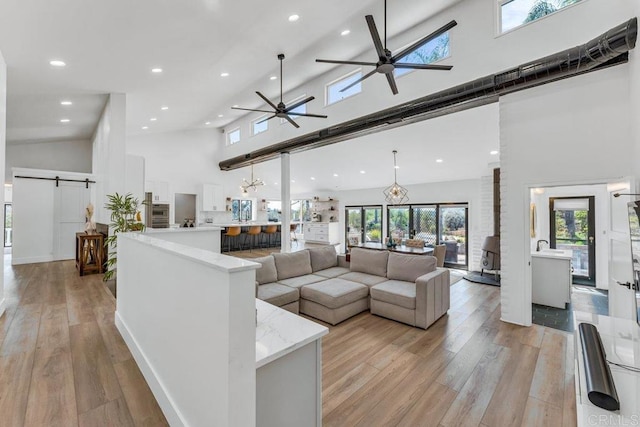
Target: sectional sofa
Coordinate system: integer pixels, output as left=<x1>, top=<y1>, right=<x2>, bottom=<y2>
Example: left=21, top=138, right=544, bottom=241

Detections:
left=254, top=246, right=450, bottom=329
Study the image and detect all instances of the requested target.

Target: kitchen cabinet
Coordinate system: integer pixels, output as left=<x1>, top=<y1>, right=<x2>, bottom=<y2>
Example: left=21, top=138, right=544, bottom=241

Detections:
left=532, top=249, right=572, bottom=309
left=145, top=180, right=170, bottom=203
left=310, top=199, right=339, bottom=223
left=201, top=183, right=224, bottom=211
left=305, top=222, right=340, bottom=245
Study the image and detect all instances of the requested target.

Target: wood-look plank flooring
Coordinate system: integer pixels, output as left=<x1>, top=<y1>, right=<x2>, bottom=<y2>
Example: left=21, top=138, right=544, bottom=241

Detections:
left=0, top=257, right=168, bottom=427
left=0, top=252, right=577, bottom=427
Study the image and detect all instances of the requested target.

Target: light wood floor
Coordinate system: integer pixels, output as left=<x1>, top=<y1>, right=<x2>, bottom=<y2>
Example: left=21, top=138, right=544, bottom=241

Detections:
left=0, top=257, right=168, bottom=426
left=0, top=255, right=576, bottom=427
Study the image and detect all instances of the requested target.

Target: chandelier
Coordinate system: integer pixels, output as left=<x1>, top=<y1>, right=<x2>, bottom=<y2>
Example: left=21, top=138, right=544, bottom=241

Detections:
left=383, top=150, right=409, bottom=205
left=240, top=164, right=265, bottom=196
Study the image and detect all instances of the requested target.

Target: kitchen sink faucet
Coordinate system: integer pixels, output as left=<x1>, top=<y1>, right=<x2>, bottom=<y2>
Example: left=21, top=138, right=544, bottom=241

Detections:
left=536, top=239, right=549, bottom=252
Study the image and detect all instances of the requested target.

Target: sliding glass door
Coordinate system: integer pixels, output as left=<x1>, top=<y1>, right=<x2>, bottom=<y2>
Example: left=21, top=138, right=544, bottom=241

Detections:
left=388, top=206, right=410, bottom=241
left=412, top=205, right=437, bottom=246
left=439, top=205, right=468, bottom=267
left=345, top=206, right=383, bottom=248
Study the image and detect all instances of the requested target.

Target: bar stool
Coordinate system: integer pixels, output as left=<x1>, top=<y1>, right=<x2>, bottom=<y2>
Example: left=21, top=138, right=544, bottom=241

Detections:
left=246, top=226, right=262, bottom=252
left=262, top=225, right=278, bottom=248
left=223, top=226, right=241, bottom=252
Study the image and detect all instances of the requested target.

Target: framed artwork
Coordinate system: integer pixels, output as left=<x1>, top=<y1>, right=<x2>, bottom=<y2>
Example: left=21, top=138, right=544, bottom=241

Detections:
left=348, top=236, right=360, bottom=246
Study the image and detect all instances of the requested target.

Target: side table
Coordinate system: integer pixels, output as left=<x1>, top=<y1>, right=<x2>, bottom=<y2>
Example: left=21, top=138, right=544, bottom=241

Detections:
left=76, top=232, right=105, bottom=276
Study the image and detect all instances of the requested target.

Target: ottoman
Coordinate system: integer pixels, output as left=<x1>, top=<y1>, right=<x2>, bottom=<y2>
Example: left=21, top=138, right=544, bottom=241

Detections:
left=300, top=278, right=369, bottom=325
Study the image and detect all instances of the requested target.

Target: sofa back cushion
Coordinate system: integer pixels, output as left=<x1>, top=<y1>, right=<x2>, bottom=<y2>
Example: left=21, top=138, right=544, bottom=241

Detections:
left=273, top=250, right=313, bottom=280
left=253, top=256, right=278, bottom=285
left=349, top=248, right=389, bottom=277
left=387, top=252, right=437, bottom=282
left=308, top=246, right=338, bottom=272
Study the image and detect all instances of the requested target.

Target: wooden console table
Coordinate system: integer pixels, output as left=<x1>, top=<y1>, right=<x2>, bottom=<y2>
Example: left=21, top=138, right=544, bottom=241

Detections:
left=76, top=232, right=105, bottom=276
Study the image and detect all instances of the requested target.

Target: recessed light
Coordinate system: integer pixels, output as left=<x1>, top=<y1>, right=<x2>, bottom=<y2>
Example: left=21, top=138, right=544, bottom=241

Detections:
left=60, top=119, right=70, bottom=123
left=436, top=159, right=444, bottom=163
left=220, top=72, right=229, bottom=77
left=341, top=30, right=351, bottom=36
left=50, top=60, right=66, bottom=67
left=291, top=180, right=295, bottom=183
left=274, top=182, right=278, bottom=185
left=394, top=165, right=400, bottom=169
left=142, top=126, right=149, bottom=130
left=218, top=114, right=224, bottom=118
left=360, top=170, right=366, bottom=174
left=161, top=106, right=169, bottom=110
left=288, top=14, right=299, bottom=22
left=333, top=173, right=338, bottom=177
left=490, top=150, right=499, bottom=155
left=205, top=121, right=211, bottom=125
left=270, top=76, right=277, bottom=80
left=232, top=104, right=239, bottom=108
left=150, top=118, right=157, bottom=122
left=151, top=68, right=163, bottom=73
left=310, top=177, right=316, bottom=180
left=60, top=100, right=72, bottom=106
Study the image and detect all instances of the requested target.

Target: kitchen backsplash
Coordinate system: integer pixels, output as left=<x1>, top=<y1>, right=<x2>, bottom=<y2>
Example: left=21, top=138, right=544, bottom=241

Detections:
left=200, top=211, right=232, bottom=223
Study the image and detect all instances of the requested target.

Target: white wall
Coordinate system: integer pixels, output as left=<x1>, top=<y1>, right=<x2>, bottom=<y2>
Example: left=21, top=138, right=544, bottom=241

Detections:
left=337, top=178, right=485, bottom=268
left=500, top=65, right=634, bottom=325
left=530, top=184, right=610, bottom=290
left=0, top=51, right=6, bottom=317
left=220, top=0, right=635, bottom=160
left=92, top=94, right=127, bottom=224
left=6, top=139, right=92, bottom=183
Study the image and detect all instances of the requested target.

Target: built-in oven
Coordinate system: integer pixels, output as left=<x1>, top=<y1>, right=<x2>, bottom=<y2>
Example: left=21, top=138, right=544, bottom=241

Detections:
left=150, top=203, right=169, bottom=228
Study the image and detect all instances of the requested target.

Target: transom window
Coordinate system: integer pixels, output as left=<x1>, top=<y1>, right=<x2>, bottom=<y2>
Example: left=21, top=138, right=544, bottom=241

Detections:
left=228, top=128, right=241, bottom=145
left=281, top=94, right=307, bottom=124
left=326, top=70, right=362, bottom=106
left=394, top=32, right=451, bottom=78
left=252, top=116, right=269, bottom=135
left=499, top=0, right=582, bottom=34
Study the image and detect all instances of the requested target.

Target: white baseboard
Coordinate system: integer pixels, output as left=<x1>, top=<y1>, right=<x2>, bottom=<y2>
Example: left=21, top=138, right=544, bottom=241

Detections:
left=115, top=312, right=186, bottom=427
left=11, top=255, right=54, bottom=265
left=0, top=298, right=6, bottom=318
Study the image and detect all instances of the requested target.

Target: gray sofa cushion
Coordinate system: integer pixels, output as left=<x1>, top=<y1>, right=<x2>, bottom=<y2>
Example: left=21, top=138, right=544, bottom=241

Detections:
left=273, top=250, right=313, bottom=280
left=278, top=274, right=325, bottom=289
left=308, top=246, right=338, bottom=272
left=258, top=283, right=299, bottom=307
left=301, top=278, right=369, bottom=309
left=339, top=271, right=388, bottom=287
left=370, top=280, right=416, bottom=310
left=252, top=256, right=278, bottom=285
left=315, top=266, right=350, bottom=279
left=349, top=248, right=389, bottom=277
left=386, top=253, right=436, bottom=283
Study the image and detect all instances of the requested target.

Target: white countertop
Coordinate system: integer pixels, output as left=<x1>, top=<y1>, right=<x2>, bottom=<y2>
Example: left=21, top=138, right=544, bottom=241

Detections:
left=531, top=248, right=573, bottom=260
left=255, top=299, right=328, bottom=369
left=146, top=227, right=222, bottom=233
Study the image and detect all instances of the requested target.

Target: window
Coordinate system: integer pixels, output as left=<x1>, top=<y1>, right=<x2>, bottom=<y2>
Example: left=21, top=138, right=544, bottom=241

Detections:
left=266, top=200, right=281, bottom=222
left=252, top=116, right=269, bottom=135
left=231, top=199, right=252, bottom=221
left=326, top=70, right=362, bottom=105
left=394, top=32, right=450, bottom=78
left=4, top=204, right=11, bottom=247
left=499, top=0, right=582, bottom=33
left=281, top=95, right=307, bottom=124
left=291, top=199, right=312, bottom=222
left=228, top=128, right=241, bottom=145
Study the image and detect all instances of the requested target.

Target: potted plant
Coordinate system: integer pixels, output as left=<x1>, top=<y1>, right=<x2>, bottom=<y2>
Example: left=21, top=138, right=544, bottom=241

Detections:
left=104, top=192, right=146, bottom=281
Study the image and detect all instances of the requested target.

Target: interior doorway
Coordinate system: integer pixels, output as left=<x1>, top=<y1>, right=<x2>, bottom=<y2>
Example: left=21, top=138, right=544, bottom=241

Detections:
left=549, top=196, right=596, bottom=285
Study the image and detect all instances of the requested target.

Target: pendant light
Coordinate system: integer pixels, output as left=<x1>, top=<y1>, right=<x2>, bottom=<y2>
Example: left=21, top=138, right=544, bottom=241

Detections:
left=383, top=150, right=409, bottom=204
left=240, top=164, right=265, bottom=196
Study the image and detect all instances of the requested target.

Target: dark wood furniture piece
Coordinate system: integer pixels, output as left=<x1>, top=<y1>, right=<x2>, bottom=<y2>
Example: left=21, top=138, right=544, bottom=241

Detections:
left=356, top=242, right=434, bottom=255
left=76, top=232, right=105, bottom=276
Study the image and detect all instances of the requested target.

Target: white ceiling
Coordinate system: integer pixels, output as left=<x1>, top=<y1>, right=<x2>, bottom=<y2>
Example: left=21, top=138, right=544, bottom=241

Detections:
left=0, top=0, right=463, bottom=143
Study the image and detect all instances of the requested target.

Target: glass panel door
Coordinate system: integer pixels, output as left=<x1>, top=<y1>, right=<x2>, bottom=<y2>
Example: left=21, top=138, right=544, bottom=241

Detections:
left=411, top=205, right=437, bottom=246
left=346, top=207, right=363, bottom=247
left=4, top=204, right=11, bottom=247
left=439, top=205, right=468, bottom=267
left=364, top=206, right=382, bottom=243
left=388, top=206, right=410, bottom=242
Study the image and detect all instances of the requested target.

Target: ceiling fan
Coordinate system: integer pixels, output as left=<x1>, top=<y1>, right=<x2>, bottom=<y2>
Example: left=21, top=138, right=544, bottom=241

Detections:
left=231, top=53, right=327, bottom=128
left=315, top=0, right=457, bottom=95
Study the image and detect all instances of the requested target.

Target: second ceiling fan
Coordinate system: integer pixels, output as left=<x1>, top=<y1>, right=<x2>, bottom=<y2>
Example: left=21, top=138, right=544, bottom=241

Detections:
left=316, top=0, right=457, bottom=95
left=232, top=54, right=327, bottom=128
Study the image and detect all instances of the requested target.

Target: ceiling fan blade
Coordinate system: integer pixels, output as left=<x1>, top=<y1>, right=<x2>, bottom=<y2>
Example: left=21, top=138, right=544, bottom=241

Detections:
left=231, top=107, right=276, bottom=113
left=291, top=113, right=328, bottom=119
left=386, top=73, right=399, bottom=95
left=284, top=96, right=314, bottom=113
left=283, top=115, right=300, bottom=128
left=393, top=63, right=453, bottom=70
left=315, top=59, right=378, bottom=67
left=365, top=15, right=386, bottom=58
left=392, top=20, right=458, bottom=61
left=255, top=91, right=279, bottom=110
left=256, top=114, right=276, bottom=125
left=339, top=68, right=377, bottom=93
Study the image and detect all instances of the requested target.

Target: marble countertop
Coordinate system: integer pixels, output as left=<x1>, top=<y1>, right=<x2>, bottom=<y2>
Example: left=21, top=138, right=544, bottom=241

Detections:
left=204, top=221, right=306, bottom=228
left=146, top=227, right=221, bottom=233
left=531, top=249, right=573, bottom=260
left=255, top=299, right=328, bottom=368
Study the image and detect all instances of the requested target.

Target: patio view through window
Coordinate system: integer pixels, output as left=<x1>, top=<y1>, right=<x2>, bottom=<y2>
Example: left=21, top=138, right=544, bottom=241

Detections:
left=500, top=0, right=582, bottom=33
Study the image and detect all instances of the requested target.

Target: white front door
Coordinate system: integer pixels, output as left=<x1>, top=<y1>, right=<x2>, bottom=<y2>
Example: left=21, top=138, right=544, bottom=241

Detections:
left=53, top=181, right=91, bottom=260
